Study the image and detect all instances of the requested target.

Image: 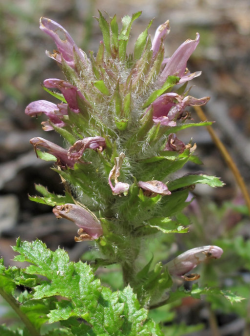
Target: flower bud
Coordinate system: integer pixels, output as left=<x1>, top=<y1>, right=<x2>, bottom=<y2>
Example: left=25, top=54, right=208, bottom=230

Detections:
left=138, top=180, right=171, bottom=196
left=166, top=245, right=223, bottom=276
left=30, top=137, right=78, bottom=168
left=53, top=204, right=103, bottom=240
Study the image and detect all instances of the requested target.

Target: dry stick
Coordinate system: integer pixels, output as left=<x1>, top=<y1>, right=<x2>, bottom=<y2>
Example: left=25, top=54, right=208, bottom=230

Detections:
left=194, top=106, right=250, bottom=215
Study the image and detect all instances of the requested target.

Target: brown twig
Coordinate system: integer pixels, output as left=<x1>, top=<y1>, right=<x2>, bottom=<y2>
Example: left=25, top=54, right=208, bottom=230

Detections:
left=194, top=105, right=250, bottom=215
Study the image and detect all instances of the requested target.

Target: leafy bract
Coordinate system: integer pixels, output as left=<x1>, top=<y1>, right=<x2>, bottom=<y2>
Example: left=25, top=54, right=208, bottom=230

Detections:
left=167, top=174, right=224, bottom=191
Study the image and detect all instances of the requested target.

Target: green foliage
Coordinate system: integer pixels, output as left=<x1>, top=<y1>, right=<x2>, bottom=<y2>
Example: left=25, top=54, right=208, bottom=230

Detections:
left=29, top=184, right=74, bottom=206
left=0, top=239, right=164, bottom=336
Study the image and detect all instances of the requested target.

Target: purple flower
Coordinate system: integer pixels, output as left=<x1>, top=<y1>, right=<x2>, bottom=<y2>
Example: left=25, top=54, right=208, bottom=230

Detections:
left=151, top=20, right=170, bottom=57
left=164, top=134, right=186, bottom=153
left=53, top=203, right=103, bottom=241
left=40, top=17, right=86, bottom=68
left=68, top=137, right=106, bottom=160
left=108, top=153, right=130, bottom=196
left=159, top=33, right=200, bottom=84
left=166, top=245, right=223, bottom=277
left=25, top=100, right=67, bottom=131
left=30, top=137, right=78, bottom=168
left=43, top=79, right=85, bottom=113
left=138, top=180, right=171, bottom=196
left=151, top=93, right=210, bottom=126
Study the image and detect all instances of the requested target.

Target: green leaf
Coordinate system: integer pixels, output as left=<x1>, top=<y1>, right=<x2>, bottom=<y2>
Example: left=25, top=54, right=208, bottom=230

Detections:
left=165, top=121, right=213, bottom=136
left=110, top=15, right=119, bottom=50
left=134, top=20, right=153, bottom=60
left=98, top=11, right=111, bottom=56
left=168, top=174, right=224, bottom=191
left=29, top=184, right=74, bottom=207
left=93, top=80, right=110, bottom=95
left=143, top=76, right=180, bottom=108
left=43, top=87, right=67, bottom=103
left=35, top=149, right=57, bottom=162
left=118, top=12, right=142, bottom=60
left=147, top=217, right=189, bottom=234
left=11, top=239, right=164, bottom=335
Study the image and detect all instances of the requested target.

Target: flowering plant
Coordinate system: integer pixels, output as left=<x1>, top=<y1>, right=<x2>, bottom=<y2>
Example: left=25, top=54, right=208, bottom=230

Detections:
left=0, top=12, right=243, bottom=336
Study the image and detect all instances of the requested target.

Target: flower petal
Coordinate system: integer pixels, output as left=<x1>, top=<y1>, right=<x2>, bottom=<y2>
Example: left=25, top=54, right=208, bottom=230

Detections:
left=68, top=137, right=106, bottom=160
left=164, top=133, right=186, bottom=153
left=108, top=153, right=130, bottom=195
left=43, top=79, right=85, bottom=113
left=152, top=20, right=170, bottom=57
left=160, top=33, right=200, bottom=83
left=40, top=17, right=86, bottom=68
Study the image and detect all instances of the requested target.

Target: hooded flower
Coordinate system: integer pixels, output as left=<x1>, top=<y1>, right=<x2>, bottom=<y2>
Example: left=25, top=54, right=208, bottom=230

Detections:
left=68, top=137, right=106, bottom=160
left=159, top=33, right=200, bottom=84
left=40, top=17, right=86, bottom=68
left=30, top=137, right=78, bottom=168
left=151, top=20, right=170, bottom=57
left=25, top=100, right=67, bottom=131
left=166, top=245, right=223, bottom=277
left=138, top=180, right=171, bottom=196
left=164, top=134, right=186, bottom=153
left=43, top=79, right=85, bottom=113
left=53, top=203, right=103, bottom=240
left=108, top=153, right=130, bottom=195
left=151, top=93, right=210, bottom=126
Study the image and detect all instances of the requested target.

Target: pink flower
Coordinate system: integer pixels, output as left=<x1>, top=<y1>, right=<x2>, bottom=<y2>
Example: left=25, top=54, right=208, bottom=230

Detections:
left=166, top=245, right=223, bottom=277
left=151, top=93, right=210, bottom=126
left=43, top=79, right=85, bottom=113
left=40, top=17, right=86, bottom=68
left=25, top=100, right=67, bottom=131
left=108, top=153, right=130, bottom=195
left=159, top=33, right=200, bottom=84
left=151, top=21, right=170, bottom=57
left=138, top=180, right=171, bottom=196
left=164, top=134, right=186, bottom=153
left=68, top=137, right=106, bottom=160
left=30, top=137, right=78, bottom=168
left=53, top=203, right=103, bottom=241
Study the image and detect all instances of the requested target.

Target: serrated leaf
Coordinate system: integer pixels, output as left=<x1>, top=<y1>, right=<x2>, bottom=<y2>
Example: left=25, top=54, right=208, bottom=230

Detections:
left=143, top=76, right=179, bottom=108
left=167, top=174, right=224, bottom=191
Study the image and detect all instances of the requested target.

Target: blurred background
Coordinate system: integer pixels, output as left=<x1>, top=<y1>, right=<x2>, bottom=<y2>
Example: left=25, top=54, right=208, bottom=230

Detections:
left=0, top=0, right=250, bottom=335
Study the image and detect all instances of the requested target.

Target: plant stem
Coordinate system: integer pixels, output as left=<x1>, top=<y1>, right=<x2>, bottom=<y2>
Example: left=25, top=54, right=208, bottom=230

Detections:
left=194, top=106, right=250, bottom=215
left=0, top=288, right=40, bottom=336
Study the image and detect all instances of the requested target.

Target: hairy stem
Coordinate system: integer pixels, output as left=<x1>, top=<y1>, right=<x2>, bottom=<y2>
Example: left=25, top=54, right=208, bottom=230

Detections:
left=0, top=288, right=40, bottom=336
